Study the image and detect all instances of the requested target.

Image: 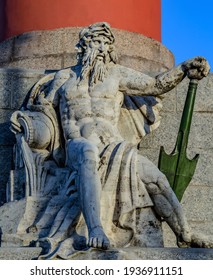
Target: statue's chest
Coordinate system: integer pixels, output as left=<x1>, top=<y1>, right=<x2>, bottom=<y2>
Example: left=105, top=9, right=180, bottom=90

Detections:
left=61, top=75, right=119, bottom=101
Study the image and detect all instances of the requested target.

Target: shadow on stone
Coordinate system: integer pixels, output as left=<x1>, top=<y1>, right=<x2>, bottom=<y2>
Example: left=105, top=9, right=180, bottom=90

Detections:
left=0, top=227, right=2, bottom=247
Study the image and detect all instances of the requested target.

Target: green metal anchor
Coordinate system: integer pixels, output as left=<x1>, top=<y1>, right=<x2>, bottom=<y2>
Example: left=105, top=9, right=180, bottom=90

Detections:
left=158, top=78, right=199, bottom=201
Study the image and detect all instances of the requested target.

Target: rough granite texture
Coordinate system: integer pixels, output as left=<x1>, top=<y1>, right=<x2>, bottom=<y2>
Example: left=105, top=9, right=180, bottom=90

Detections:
left=1, top=247, right=213, bottom=260
left=0, top=27, right=174, bottom=75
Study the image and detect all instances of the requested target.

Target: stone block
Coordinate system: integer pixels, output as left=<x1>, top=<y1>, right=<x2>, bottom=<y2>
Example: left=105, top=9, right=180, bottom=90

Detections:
left=0, top=146, right=13, bottom=205
left=177, top=74, right=213, bottom=112
left=139, top=134, right=154, bottom=149
left=181, top=184, right=213, bottom=222
left=0, top=38, right=14, bottom=64
left=10, top=72, right=45, bottom=109
left=188, top=113, right=213, bottom=150
left=0, top=248, right=42, bottom=260
left=0, top=122, right=15, bottom=146
left=0, top=72, right=12, bottom=109
left=114, top=29, right=161, bottom=62
left=0, top=200, right=26, bottom=235
left=0, top=68, right=46, bottom=110
left=138, top=148, right=159, bottom=166
left=63, top=53, right=78, bottom=68
left=1, top=56, right=63, bottom=71
left=13, top=30, right=64, bottom=59
left=161, top=87, right=177, bottom=113
left=159, top=44, right=175, bottom=69
left=151, top=112, right=180, bottom=150
left=188, top=149, right=213, bottom=186
left=67, top=247, right=213, bottom=260
left=62, top=28, right=81, bottom=54
left=1, top=246, right=213, bottom=260
left=0, top=111, right=14, bottom=147
left=119, top=55, right=168, bottom=75
left=150, top=112, right=213, bottom=152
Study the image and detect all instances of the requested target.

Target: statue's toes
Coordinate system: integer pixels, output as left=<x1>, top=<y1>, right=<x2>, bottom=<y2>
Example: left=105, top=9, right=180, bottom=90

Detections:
left=102, top=238, right=110, bottom=250
left=88, top=236, right=110, bottom=249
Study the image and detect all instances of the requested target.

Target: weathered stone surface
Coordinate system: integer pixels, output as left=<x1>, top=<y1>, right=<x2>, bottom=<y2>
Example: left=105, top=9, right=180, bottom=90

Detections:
left=66, top=247, right=213, bottom=260
left=188, top=149, right=213, bottom=186
left=161, top=87, right=177, bottom=113
left=0, top=56, right=63, bottom=71
left=0, top=68, right=46, bottom=110
left=188, top=113, right=213, bottom=149
left=63, top=53, right=79, bottom=68
left=0, top=73, right=12, bottom=109
left=0, top=200, right=26, bottom=235
left=0, top=38, right=14, bottom=64
left=0, top=26, right=174, bottom=72
left=0, top=122, right=15, bottom=146
left=119, top=55, right=168, bottom=76
left=177, top=74, right=213, bottom=112
left=181, top=185, right=213, bottom=222
left=151, top=112, right=180, bottom=150
left=0, top=248, right=42, bottom=260
left=0, top=147, right=13, bottom=205
left=13, top=30, right=65, bottom=59
left=1, top=247, right=213, bottom=260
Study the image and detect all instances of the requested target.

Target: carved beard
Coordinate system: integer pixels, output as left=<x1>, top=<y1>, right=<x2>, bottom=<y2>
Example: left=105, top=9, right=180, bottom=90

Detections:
left=79, top=48, right=108, bottom=88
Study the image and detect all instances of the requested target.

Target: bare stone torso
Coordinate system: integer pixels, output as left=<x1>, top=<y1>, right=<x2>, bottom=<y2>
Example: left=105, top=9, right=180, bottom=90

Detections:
left=59, top=66, right=124, bottom=148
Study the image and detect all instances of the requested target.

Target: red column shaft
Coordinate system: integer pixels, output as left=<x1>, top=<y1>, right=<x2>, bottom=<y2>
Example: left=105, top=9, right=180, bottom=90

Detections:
left=0, top=0, right=161, bottom=41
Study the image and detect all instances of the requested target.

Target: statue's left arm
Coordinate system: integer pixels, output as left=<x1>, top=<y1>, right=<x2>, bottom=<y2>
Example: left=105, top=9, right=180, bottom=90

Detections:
left=118, top=56, right=210, bottom=96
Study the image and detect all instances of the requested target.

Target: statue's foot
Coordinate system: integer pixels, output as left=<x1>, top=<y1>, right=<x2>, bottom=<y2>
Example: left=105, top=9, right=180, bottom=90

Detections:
left=191, top=233, right=213, bottom=248
left=177, top=232, right=213, bottom=248
left=88, top=226, right=110, bottom=250
left=177, top=232, right=191, bottom=248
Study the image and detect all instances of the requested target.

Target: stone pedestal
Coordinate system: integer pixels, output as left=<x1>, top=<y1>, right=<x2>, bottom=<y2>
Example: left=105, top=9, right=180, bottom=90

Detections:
left=0, top=27, right=174, bottom=75
left=0, top=247, right=213, bottom=260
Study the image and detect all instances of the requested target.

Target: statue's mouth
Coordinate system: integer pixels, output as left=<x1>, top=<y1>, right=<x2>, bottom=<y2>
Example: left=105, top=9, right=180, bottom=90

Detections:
left=96, top=55, right=104, bottom=61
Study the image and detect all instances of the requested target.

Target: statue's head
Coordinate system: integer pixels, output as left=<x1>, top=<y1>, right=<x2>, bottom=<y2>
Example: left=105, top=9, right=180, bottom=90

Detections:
left=76, top=22, right=118, bottom=87
left=76, top=22, right=118, bottom=67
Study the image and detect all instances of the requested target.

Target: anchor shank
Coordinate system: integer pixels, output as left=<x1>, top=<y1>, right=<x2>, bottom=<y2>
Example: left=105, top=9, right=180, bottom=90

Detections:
left=175, top=79, right=198, bottom=153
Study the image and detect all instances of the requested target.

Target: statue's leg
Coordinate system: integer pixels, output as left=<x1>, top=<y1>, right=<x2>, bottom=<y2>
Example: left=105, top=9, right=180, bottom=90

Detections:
left=137, top=155, right=191, bottom=246
left=66, top=138, right=110, bottom=249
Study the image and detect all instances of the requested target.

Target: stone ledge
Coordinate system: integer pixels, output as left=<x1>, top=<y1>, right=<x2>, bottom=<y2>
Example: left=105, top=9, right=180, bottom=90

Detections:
left=0, top=27, right=174, bottom=73
left=1, top=247, right=212, bottom=260
left=69, top=247, right=213, bottom=260
left=0, top=247, right=42, bottom=260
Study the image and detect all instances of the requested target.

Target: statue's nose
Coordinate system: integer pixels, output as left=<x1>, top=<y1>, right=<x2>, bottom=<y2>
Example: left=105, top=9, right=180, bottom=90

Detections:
left=98, top=42, right=104, bottom=52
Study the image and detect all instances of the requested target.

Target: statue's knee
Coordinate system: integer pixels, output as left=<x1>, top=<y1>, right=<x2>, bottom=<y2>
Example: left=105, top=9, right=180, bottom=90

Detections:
left=146, top=183, right=162, bottom=195
left=82, top=143, right=99, bottom=160
left=157, top=174, right=172, bottom=193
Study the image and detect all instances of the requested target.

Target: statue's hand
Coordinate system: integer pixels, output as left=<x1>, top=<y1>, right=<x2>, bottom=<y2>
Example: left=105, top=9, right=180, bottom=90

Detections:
left=182, top=56, right=210, bottom=80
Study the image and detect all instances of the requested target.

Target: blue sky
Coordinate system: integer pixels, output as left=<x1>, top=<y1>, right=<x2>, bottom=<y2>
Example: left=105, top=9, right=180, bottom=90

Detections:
left=162, top=0, right=213, bottom=71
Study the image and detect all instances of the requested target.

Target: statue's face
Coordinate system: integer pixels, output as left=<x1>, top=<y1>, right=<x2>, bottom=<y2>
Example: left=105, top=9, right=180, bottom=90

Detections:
left=78, top=31, right=116, bottom=87
left=85, top=35, right=111, bottom=63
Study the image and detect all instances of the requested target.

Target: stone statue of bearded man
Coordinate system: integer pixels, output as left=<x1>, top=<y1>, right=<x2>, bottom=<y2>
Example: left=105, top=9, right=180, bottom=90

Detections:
left=10, top=22, right=212, bottom=259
